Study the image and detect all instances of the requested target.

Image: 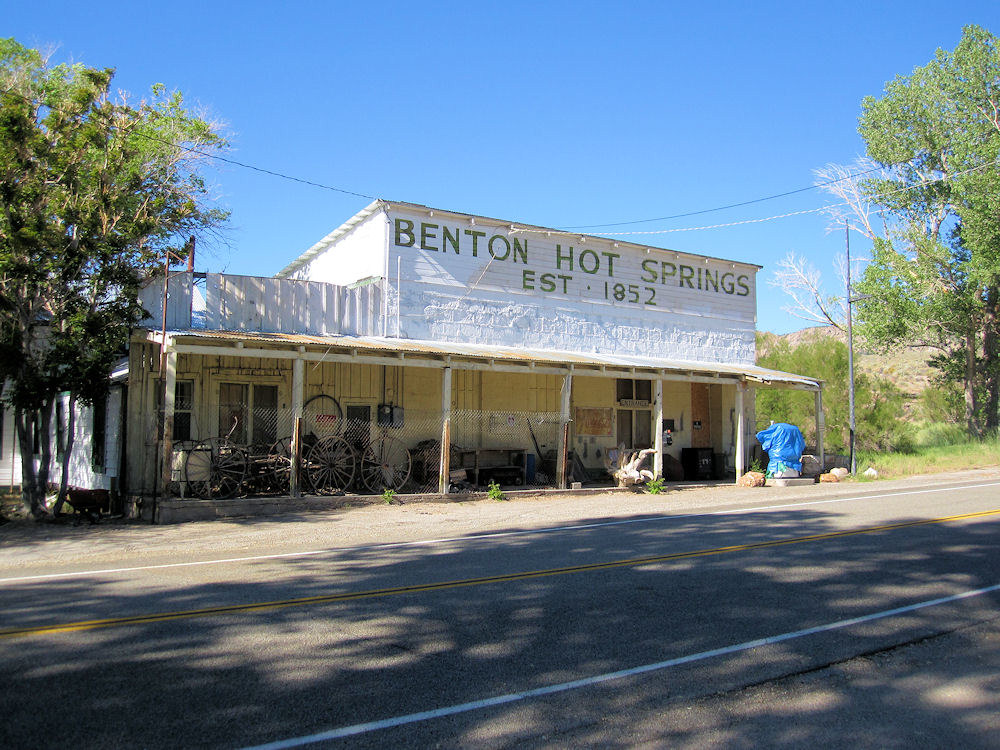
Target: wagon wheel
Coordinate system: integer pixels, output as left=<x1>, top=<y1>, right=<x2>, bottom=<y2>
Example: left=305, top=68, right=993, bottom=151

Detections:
left=184, top=438, right=249, bottom=499
left=267, top=436, right=294, bottom=492
left=360, top=435, right=412, bottom=493
left=304, top=435, right=356, bottom=495
left=303, top=394, right=344, bottom=438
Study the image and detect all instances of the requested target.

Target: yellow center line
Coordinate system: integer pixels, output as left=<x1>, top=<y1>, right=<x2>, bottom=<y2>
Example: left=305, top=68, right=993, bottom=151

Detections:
left=3, top=507, right=999, bottom=640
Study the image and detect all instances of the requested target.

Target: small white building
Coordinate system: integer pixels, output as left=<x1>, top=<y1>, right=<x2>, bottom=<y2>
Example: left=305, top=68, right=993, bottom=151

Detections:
left=2, top=200, right=824, bottom=517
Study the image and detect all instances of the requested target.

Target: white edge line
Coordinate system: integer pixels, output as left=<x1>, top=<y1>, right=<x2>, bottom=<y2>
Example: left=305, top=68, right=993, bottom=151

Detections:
left=3, top=480, right=999, bottom=585
left=241, top=581, right=1000, bottom=749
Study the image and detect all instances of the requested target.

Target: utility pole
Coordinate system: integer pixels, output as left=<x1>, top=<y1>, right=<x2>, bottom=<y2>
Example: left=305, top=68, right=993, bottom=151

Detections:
left=845, top=224, right=873, bottom=475
left=846, top=223, right=857, bottom=475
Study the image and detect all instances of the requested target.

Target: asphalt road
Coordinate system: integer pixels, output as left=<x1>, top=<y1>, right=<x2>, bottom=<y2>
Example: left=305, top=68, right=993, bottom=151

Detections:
left=2, top=475, right=1000, bottom=748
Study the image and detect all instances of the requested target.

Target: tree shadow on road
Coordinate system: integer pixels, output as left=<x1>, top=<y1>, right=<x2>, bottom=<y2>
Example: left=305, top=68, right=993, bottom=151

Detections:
left=1, top=505, right=999, bottom=749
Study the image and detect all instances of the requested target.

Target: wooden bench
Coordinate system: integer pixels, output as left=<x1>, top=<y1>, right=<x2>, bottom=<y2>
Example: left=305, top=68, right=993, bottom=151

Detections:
left=454, top=448, right=527, bottom=487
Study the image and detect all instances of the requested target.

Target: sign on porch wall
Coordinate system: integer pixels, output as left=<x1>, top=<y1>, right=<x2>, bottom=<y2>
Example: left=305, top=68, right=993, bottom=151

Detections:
left=574, top=407, right=614, bottom=437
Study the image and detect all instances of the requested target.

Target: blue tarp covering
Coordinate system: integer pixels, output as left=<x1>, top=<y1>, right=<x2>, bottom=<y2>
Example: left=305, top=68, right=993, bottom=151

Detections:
left=756, top=422, right=806, bottom=476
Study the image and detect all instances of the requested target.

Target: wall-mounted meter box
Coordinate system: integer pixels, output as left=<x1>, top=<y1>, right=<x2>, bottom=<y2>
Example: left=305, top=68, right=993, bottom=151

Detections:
left=377, top=404, right=404, bottom=428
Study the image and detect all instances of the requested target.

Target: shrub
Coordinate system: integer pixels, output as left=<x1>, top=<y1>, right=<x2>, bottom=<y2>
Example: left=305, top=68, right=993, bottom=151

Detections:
left=913, top=422, right=969, bottom=448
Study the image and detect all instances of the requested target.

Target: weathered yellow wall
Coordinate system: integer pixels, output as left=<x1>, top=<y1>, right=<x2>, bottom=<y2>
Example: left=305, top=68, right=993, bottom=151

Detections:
left=128, top=345, right=741, bottom=496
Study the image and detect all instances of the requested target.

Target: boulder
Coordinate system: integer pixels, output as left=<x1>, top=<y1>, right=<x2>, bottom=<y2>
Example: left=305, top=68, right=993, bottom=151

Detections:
left=800, top=454, right=822, bottom=476
left=863, top=467, right=879, bottom=479
left=831, top=467, right=850, bottom=480
left=737, top=471, right=766, bottom=487
left=663, top=454, right=685, bottom=481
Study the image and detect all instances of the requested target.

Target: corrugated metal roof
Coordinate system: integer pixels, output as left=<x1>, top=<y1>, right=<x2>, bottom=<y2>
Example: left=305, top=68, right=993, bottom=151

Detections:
left=151, top=328, right=820, bottom=390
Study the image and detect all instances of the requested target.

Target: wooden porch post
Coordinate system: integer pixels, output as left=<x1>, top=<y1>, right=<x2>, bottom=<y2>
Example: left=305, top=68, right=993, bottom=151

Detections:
left=653, top=378, right=664, bottom=479
left=439, top=366, right=452, bottom=495
left=815, top=386, right=825, bottom=473
left=160, top=346, right=177, bottom=493
left=290, top=356, right=304, bottom=497
left=735, top=381, right=746, bottom=483
left=557, top=371, right=572, bottom=489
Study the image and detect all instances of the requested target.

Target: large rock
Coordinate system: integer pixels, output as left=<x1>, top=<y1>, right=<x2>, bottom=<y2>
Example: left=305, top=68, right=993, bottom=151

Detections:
left=737, top=471, right=766, bottom=487
left=800, top=454, right=822, bottom=477
left=663, top=454, right=685, bottom=481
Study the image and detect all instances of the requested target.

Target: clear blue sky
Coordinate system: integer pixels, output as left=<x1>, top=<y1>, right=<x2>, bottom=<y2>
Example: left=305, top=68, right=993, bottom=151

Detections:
left=8, top=1, right=1000, bottom=334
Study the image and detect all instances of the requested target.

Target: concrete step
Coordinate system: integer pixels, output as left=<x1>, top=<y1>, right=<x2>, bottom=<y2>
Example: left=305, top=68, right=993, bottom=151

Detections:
left=765, top=477, right=818, bottom=487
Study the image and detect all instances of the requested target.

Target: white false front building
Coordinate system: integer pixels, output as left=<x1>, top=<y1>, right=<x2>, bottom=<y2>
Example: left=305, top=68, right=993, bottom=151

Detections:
left=118, top=200, right=823, bottom=515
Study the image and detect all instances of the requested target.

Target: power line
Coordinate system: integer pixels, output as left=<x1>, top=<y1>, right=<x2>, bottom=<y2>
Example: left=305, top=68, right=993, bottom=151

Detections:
left=511, top=159, right=998, bottom=238
left=7, top=81, right=993, bottom=238
left=557, top=164, right=886, bottom=230
left=0, top=84, right=378, bottom=201
left=133, top=130, right=377, bottom=201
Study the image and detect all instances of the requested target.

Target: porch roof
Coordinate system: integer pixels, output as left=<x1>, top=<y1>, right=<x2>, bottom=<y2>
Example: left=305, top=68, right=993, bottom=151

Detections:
left=145, top=328, right=821, bottom=391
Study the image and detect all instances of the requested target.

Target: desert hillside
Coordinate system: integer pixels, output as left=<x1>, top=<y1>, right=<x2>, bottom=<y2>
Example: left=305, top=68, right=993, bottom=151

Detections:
left=758, top=326, right=935, bottom=398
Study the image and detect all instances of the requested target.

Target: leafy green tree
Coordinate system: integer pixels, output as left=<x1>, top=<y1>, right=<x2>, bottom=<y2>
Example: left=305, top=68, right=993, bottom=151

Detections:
left=0, top=39, right=227, bottom=518
left=855, top=24, right=1000, bottom=436
left=756, top=333, right=911, bottom=453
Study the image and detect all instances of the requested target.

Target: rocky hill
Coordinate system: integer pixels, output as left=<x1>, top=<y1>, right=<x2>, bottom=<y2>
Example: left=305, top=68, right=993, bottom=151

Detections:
left=758, top=325, right=936, bottom=398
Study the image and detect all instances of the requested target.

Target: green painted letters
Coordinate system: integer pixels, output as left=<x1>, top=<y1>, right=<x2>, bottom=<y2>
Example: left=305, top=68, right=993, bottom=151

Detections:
left=420, top=223, right=439, bottom=251
left=442, top=225, right=460, bottom=254
left=489, top=234, right=511, bottom=260
left=512, top=237, right=528, bottom=264
left=464, top=229, right=486, bottom=257
left=640, top=259, right=657, bottom=282
left=555, top=244, right=574, bottom=271
left=395, top=219, right=415, bottom=247
left=579, top=249, right=600, bottom=274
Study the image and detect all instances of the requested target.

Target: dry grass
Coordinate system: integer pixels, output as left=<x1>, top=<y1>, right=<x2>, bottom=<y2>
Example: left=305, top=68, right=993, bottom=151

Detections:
left=856, top=439, right=1000, bottom=480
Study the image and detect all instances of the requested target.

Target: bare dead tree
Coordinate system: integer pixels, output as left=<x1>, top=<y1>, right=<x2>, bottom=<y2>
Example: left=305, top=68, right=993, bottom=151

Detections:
left=768, top=251, right=846, bottom=330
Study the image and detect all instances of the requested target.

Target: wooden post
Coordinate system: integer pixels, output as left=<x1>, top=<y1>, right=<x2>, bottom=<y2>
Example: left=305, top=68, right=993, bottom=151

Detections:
left=439, top=367, right=452, bottom=495
left=735, top=381, right=745, bottom=483
left=653, top=378, right=664, bottom=479
left=291, top=417, right=303, bottom=497
left=290, top=357, right=304, bottom=497
left=160, top=347, right=177, bottom=493
left=815, top=387, right=825, bottom=473
left=557, top=372, right=572, bottom=489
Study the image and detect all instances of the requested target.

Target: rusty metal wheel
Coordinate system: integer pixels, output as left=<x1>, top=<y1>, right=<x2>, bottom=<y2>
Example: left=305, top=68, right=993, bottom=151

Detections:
left=359, top=435, right=411, bottom=493
left=304, top=435, right=356, bottom=494
left=184, top=438, right=248, bottom=499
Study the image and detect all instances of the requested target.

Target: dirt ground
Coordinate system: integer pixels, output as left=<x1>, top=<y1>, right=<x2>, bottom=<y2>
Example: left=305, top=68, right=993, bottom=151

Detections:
left=2, top=467, right=998, bottom=571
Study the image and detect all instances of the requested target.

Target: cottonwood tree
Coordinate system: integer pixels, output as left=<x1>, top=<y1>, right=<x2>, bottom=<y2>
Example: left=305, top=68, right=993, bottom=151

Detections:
left=779, top=26, right=1000, bottom=436
left=0, top=39, right=228, bottom=518
left=854, top=24, right=1000, bottom=436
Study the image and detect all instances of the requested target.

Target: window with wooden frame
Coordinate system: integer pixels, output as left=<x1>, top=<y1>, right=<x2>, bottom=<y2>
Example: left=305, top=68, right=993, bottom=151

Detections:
left=218, top=383, right=279, bottom=446
left=615, top=378, right=652, bottom=448
left=157, top=380, right=196, bottom=442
